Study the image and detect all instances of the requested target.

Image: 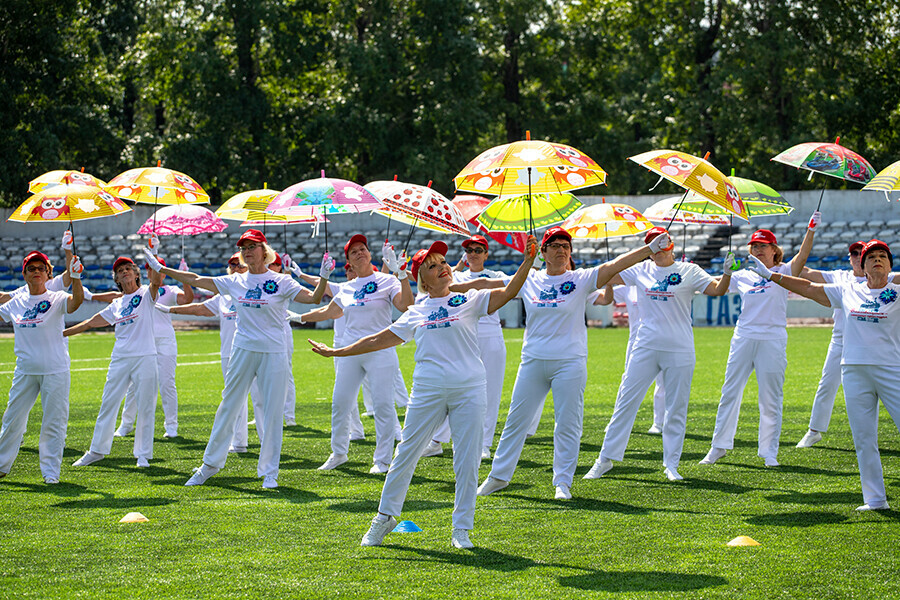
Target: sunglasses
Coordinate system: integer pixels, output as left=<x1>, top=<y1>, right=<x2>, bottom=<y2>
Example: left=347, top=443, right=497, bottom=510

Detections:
left=465, top=246, right=486, bottom=254
left=25, top=264, right=48, bottom=273
left=849, top=250, right=861, bottom=257
left=545, top=242, right=571, bottom=250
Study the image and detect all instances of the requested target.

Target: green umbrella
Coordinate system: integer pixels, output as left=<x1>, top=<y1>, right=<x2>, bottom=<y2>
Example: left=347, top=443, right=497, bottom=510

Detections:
left=475, top=192, right=582, bottom=233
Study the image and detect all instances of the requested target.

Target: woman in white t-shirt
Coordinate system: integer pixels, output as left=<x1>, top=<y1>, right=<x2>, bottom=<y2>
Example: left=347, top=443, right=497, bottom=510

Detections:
left=294, top=234, right=413, bottom=474
left=699, top=215, right=818, bottom=468
left=309, top=236, right=537, bottom=549
left=0, top=251, right=83, bottom=484
left=583, top=226, right=731, bottom=482
left=66, top=256, right=161, bottom=469
left=477, top=226, right=672, bottom=501
left=749, top=240, right=900, bottom=511
left=146, top=229, right=331, bottom=489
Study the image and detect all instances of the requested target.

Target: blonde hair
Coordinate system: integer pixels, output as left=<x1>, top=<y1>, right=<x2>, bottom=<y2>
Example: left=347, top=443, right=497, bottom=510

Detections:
left=773, top=245, right=784, bottom=265
left=417, top=253, right=445, bottom=294
left=237, top=243, right=277, bottom=267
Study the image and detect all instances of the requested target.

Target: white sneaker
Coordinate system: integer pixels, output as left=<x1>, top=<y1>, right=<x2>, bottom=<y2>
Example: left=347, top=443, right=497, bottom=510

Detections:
left=113, top=424, right=133, bottom=438
left=43, top=477, right=59, bottom=484
left=764, top=456, right=780, bottom=467
left=699, top=448, right=727, bottom=465
left=361, top=514, right=397, bottom=546
left=318, top=453, right=348, bottom=471
left=350, top=433, right=366, bottom=442
left=369, top=462, right=390, bottom=474
left=228, top=445, right=247, bottom=454
left=481, top=447, right=492, bottom=460
left=476, top=476, right=509, bottom=496
left=163, top=430, right=177, bottom=438
left=421, top=441, right=443, bottom=457
left=248, top=419, right=256, bottom=426
left=262, top=476, right=278, bottom=489
left=583, top=458, right=613, bottom=479
left=451, top=528, right=474, bottom=549
left=136, top=457, right=150, bottom=468
left=362, top=411, right=375, bottom=418
left=185, top=464, right=219, bottom=486
left=647, top=423, right=663, bottom=435
left=555, top=484, right=572, bottom=500
left=856, top=502, right=890, bottom=511
left=664, top=467, right=683, bottom=481
left=796, top=430, right=823, bottom=448
left=72, top=451, right=104, bottom=467
left=285, top=418, right=297, bottom=426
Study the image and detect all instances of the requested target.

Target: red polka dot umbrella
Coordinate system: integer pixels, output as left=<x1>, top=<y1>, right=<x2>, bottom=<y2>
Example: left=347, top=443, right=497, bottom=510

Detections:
left=365, top=180, right=471, bottom=237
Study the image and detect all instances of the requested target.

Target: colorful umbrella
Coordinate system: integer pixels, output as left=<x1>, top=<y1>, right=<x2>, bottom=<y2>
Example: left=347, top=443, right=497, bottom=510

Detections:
left=9, top=186, right=131, bottom=223
left=137, top=204, right=228, bottom=236
left=560, top=203, right=654, bottom=239
left=643, top=197, right=731, bottom=225
left=106, top=163, right=210, bottom=205
left=366, top=180, right=471, bottom=237
left=678, top=172, right=793, bottom=218
left=451, top=194, right=529, bottom=253
left=28, top=169, right=106, bottom=193
left=628, top=149, right=749, bottom=221
left=451, top=194, right=493, bottom=222
left=475, top=192, right=582, bottom=233
left=861, top=159, right=900, bottom=201
left=267, top=172, right=382, bottom=218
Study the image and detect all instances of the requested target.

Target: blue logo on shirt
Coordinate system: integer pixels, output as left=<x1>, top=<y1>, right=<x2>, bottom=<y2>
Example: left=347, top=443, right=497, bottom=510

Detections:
left=426, top=306, right=451, bottom=329
left=650, top=273, right=682, bottom=292
left=536, top=285, right=559, bottom=308
left=748, top=279, right=769, bottom=294
left=120, top=295, right=142, bottom=317
left=559, top=281, right=576, bottom=295
left=263, top=280, right=279, bottom=294
left=22, top=300, right=51, bottom=320
left=353, top=280, right=378, bottom=301
left=447, top=294, right=467, bottom=307
left=879, top=289, right=897, bottom=305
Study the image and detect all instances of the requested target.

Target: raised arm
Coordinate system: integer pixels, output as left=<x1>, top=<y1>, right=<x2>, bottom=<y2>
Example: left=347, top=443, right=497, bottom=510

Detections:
left=176, top=282, right=195, bottom=305
left=704, top=272, right=732, bottom=296
left=89, top=291, right=124, bottom=303
left=168, top=302, right=216, bottom=317
left=64, top=313, right=110, bottom=337
left=144, top=248, right=219, bottom=294
left=487, top=236, right=537, bottom=314
left=790, top=212, right=820, bottom=277
left=66, top=256, right=84, bottom=313
left=595, top=232, right=673, bottom=289
left=748, top=255, right=831, bottom=307
left=308, top=328, right=403, bottom=357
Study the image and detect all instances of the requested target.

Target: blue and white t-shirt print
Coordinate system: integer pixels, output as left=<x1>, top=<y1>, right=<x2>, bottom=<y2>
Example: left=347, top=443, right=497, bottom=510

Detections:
left=333, top=272, right=402, bottom=343
left=824, top=280, right=900, bottom=366
left=214, top=271, right=304, bottom=351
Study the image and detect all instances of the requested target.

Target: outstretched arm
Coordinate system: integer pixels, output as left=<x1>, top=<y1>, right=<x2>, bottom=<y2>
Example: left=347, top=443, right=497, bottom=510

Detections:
left=594, top=285, right=615, bottom=306
left=487, top=236, right=537, bottom=314
left=144, top=248, right=219, bottom=294
left=168, top=302, right=216, bottom=317
left=748, top=255, right=831, bottom=307
left=308, top=328, right=403, bottom=357
left=291, top=300, right=343, bottom=323
left=64, top=313, right=110, bottom=337
left=595, top=232, right=673, bottom=289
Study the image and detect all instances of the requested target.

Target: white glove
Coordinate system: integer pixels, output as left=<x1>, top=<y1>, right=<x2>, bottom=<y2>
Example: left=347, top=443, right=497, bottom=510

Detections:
left=319, top=252, right=336, bottom=280
left=808, top=210, right=822, bottom=231
left=747, top=254, right=773, bottom=280
left=382, top=241, right=399, bottom=271
left=647, top=232, right=673, bottom=253
left=724, top=252, right=740, bottom=272
left=82, top=288, right=93, bottom=301
left=395, top=250, right=409, bottom=280
left=148, top=234, right=160, bottom=256
left=286, top=310, right=304, bottom=323
left=61, top=230, right=74, bottom=251
left=290, top=263, right=304, bottom=279
left=143, top=248, right=163, bottom=272
left=68, top=256, right=84, bottom=280
left=281, top=253, right=292, bottom=270
left=154, top=303, right=171, bottom=313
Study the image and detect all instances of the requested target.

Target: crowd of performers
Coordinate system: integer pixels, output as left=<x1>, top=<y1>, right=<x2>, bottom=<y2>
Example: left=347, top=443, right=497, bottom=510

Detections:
left=1, top=209, right=899, bottom=550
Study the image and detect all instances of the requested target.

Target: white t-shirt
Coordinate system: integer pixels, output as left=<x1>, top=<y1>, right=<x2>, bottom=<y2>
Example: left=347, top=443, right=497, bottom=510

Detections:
left=824, top=279, right=900, bottom=366
left=203, top=294, right=237, bottom=359
left=390, top=289, right=492, bottom=388
left=0, top=290, right=70, bottom=375
left=518, top=266, right=600, bottom=360
left=728, top=263, right=792, bottom=340
left=98, top=285, right=158, bottom=358
left=332, top=272, right=401, bottom=344
left=13, top=273, right=67, bottom=297
left=821, top=270, right=860, bottom=344
left=151, top=284, right=181, bottom=343
left=620, top=261, right=715, bottom=354
left=613, top=285, right=641, bottom=340
left=453, top=268, right=510, bottom=337
left=214, top=272, right=304, bottom=352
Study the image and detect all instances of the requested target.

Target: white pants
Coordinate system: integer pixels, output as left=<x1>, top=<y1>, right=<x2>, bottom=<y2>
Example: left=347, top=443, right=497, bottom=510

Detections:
left=223, top=355, right=261, bottom=449
left=379, top=382, right=485, bottom=530
left=363, top=369, right=409, bottom=412
left=91, top=355, right=158, bottom=460
left=120, top=336, right=177, bottom=435
left=0, top=371, right=69, bottom=480
left=605, top=336, right=665, bottom=432
left=203, top=348, right=288, bottom=478
left=283, top=333, right=297, bottom=421
left=710, top=335, right=787, bottom=459
left=600, top=347, right=694, bottom=471
left=489, top=356, right=588, bottom=488
left=841, top=365, right=900, bottom=507
left=332, top=358, right=366, bottom=441
left=331, top=349, right=402, bottom=466
left=809, top=337, right=844, bottom=432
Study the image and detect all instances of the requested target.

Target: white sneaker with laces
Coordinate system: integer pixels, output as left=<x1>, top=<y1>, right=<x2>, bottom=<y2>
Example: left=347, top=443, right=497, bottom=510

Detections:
left=72, top=451, right=104, bottom=467
left=664, top=467, right=683, bottom=481
left=318, top=453, right=349, bottom=470
left=647, top=423, right=663, bottom=435
left=361, top=514, right=397, bottom=546
left=555, top=484, right=572, bottom=500
left=856, top=502, right=890, bottom=511
left=481, top=447, right=491, bottom=460
left=421, top=441, right=443, bottom=457
left=369, top=462, right=390, bottom=474
left=113, top=425, right=133, bottom=438
left=583, top=458, right=613, bottom=479
left=699, top=447, right=727, bottom=465
left=262, top=476, right=278, bottom=489
left=136, top=457, right=150, bottom=468
left=476, top=476, right=509, bottom=496
left=185, top=464, right=219, bottom=486
left=451, top=528, right=474, bottom=549
left=796, top=430, right=823, bottom=448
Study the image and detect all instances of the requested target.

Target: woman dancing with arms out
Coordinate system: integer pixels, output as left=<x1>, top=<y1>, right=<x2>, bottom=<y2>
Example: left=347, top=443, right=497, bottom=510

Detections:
left=309, top=236, right=537, bottom=549
left=146, top=229, right=331, bottom=489
left=477, top=226, right=674, bottom=501
left=747, top=240, right=900, bottom=511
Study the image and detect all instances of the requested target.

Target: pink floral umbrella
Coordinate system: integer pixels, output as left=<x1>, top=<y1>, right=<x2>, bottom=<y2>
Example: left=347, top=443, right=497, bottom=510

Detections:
left=137, top=204, right=227, bottom=236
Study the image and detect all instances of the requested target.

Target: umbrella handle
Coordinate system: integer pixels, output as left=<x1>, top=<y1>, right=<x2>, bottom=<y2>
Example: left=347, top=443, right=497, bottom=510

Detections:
left=403, top=214, right=418, bottom=256
left=815, top=187, right=825, bottom=211
left=664, top=190, right=688, bottom=231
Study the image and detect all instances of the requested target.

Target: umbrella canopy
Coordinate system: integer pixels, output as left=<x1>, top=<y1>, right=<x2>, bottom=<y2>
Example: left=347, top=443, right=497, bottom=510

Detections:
left=366, top=180, right=471, bottom=236
left=861, top=160, right=900, bottom=200
left=475, top=192, right=582, bottom=233
left=9, top=185, right=131, bottom=223
left=217, top=189, right=280, bottom=221
left=451, top=194, right=529, bottom=253
left=137, top=204, right=228, bottom=236
left=28, top=169, right=106, bottom=193
left=771, top=137, right=876, bottom=184
left=559, top=204, right=654, bottom=239
left=106, top=165, right=210, bottom=204
left=451, top=194, right=492, bottom=222
left=628, top=149, right=749, bottom=221
left=643, top=197, right=731, bottom=225
left=267, top=173, right=382, bottom=218
left=678, top=174, right=793, bottom=218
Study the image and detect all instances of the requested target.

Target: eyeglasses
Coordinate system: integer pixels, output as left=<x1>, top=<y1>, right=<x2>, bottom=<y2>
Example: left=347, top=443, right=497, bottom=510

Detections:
left=849, top=250, right=861, bottom=257
left=240, top=243, right=262, bottom=252
left=465, top=246, right=486, bottom=255
left=228, top=261, right=241, bottom=267
left=25, top=264, right=48, bottom=273
left=545, top=242, right=571, bottom=251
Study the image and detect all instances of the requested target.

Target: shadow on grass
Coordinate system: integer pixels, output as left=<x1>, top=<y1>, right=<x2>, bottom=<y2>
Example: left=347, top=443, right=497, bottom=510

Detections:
left=559, top=570, right=727, bottom=592
left=326, top=499, right=452, bottom=513
left=385, top=544, right=579, bottom=572
left=2, top=481, right=93, bottom=498
left=284, top=424, right=330, bottom=439
left=53, top=496, right=178, bottom=510
left=756, top=464, right=857, bottom=477
left=745, top=510, right=849, bottom=527
left=764, top=491, right=862, bottom=505
left=174, top=476, right=323, bottom=503
left=502, top=493, right=652, bottom=515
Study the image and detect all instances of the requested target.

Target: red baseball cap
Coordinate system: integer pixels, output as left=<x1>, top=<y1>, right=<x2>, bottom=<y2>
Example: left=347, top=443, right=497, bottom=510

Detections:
left=113, top=256, right=136, bottom=271
left=861, top=239, right=893, bottom=267
left=541, top=227, right=572, bottom=247
left=410, top=241, right=449, bottom=282
left=228, top=251, right=242, bottom=265
left=749, top=229, right=777, bottom=245
left=848, top=241, right=865, bottom=254
left=644, top=226, right=668, bottom=245
left=144, top=257, right=166, bottom=270
left=270, top=253, right=282, bottom=267
left=344, top=234, right=368, bottom=259
left=462, top=234, right=489, bottom=250
left=22, top=251, right=50, bottom=273
left=236, top=229, right=267, bottom=246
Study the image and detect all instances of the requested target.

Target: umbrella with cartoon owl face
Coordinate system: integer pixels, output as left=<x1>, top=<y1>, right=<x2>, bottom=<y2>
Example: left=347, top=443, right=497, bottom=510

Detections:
left=559, top=203, right=654, bottom=261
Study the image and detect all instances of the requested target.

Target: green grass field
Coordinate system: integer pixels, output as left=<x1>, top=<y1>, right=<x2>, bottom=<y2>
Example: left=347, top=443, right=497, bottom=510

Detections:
left=1, top=327, right=898, bottom=599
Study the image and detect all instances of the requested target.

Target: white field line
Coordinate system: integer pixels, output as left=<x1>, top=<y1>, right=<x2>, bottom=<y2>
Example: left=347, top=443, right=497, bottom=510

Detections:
left=0, top=351, right=221, bottom=368
left=0, top=358, right=222, bottom=375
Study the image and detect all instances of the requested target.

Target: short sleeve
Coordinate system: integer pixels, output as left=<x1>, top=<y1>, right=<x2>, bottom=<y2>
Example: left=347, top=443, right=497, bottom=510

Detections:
left=98, top=302, right=117, bottom=326
left=388, top=311, right=416, bottom=342
left=384, top=275, right=402, bottom=301
left=213, top=274, right=235, bottom=298
left=0, top=302, right=10, bottom=323
left=471, top=288, right=492, bottom=317
left=619, top=264, right=639, bottom=288
left=823, top=284, right=843, bottom=309
left=202, top=296, right=221, bottom=316
left=689, top=264, right=716, bottom=293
